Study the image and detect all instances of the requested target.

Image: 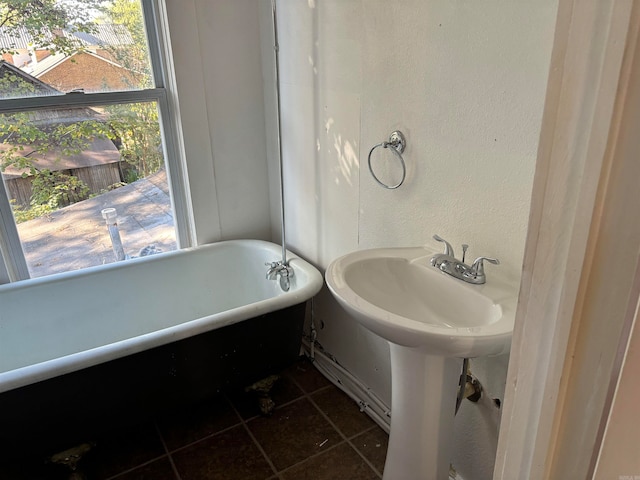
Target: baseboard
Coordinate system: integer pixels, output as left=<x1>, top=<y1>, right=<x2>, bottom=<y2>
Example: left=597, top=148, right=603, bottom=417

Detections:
left=301, top=340, right=464, bottom=480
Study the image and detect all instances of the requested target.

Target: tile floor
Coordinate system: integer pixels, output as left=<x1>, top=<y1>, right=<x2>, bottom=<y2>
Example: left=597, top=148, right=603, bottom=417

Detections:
left=0, top=357, right=389, bottom=480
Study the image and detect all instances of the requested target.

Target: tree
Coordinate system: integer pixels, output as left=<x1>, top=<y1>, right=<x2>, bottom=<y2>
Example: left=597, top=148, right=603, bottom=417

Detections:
left=106, top=102, right=163, bottom=182
left=0, top=0, right=105, bottom=56
left=0, top=0, right=165, bottom=220
left=97, top=0, right=162, bottom=181
left=0, top=107, right=109, bottom=212
left=102, top=0, right=151, bottom=85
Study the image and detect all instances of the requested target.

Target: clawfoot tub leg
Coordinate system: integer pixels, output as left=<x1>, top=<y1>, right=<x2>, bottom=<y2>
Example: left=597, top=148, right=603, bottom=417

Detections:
left=244, top=374, right=281, bottom=415
left=49, top=442, right=93, bottom=480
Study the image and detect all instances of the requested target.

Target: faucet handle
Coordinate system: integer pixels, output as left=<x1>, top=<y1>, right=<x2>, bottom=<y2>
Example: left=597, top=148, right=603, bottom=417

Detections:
left=433, top=234, right=455, bottom=257
left=470, top=256, right=500, bottom=276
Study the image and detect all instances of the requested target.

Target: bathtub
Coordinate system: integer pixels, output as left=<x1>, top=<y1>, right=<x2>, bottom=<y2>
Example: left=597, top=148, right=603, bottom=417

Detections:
left=0, top=239, right=322, bottom=452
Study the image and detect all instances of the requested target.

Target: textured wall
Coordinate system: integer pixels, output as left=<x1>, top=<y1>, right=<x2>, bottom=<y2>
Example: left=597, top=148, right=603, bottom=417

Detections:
left=269, top=1, right=558, bottom=478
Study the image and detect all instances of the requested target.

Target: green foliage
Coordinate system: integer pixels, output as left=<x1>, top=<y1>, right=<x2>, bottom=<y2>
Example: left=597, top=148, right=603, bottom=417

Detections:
left=0, top=73, right=37, bottom=99
left=90, top=181, right=126, bottom=197
left=10, top=199, right=53, bottom=223
left=30, top=168, right=89, bottom=208
left=0, top=0, right=164, bottom=221
left=107, top=102, right=162, bottom=179
left=123, top=168, right=139, bottom=184
left=95, top=1, right=162, bottom=179
left=0, top=103, right=163, bottom=218
left=0, top=0, right=107, bottom=56
left=100, top=0, right=152, bottom=86
left=0, top=112, right=110, bottom=172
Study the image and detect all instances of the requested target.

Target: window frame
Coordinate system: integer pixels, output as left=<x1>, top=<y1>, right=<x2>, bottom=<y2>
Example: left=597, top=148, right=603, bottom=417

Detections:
left=0, top=0, right=193, bottom=283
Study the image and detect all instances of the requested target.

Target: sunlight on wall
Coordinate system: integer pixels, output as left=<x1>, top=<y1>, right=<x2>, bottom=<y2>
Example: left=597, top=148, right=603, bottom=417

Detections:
left=269, top=1, right=558, bottom=479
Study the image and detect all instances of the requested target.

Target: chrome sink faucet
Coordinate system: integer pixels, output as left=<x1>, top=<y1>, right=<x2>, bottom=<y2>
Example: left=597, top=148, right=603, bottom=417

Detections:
left=429, top=234, right=499, bottom=285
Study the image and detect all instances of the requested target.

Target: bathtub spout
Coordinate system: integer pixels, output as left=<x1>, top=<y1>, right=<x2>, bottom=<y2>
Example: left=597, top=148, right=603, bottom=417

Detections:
left=280, top=272, right=292, bottom=291
left=265, top=261, right=294, bottom=291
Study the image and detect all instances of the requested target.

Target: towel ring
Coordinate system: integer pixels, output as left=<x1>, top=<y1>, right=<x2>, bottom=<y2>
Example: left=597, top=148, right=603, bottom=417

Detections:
left=367, top=130, right=407, bottom=189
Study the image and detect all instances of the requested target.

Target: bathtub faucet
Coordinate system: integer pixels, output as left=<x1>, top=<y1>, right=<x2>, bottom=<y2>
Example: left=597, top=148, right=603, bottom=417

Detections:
left=265, top=260, right=294, bottom=292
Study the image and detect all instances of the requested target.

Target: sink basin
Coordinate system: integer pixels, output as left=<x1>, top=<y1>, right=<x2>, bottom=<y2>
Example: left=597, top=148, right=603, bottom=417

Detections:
left=325, top=246, right=517, bottom=357
left=326, top=246, right=519, bottom=479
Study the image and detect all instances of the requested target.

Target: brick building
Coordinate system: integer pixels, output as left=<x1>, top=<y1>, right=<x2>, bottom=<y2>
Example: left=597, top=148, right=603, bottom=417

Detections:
left=0, top=24, right=136, bottom=93
left=32, top=50, right=138, bottom=93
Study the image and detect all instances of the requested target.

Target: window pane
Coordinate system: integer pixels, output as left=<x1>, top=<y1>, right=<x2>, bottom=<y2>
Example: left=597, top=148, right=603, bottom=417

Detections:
left=0, top=0, right=153, bottom=98
left=0, top=101, right=176, bottom=278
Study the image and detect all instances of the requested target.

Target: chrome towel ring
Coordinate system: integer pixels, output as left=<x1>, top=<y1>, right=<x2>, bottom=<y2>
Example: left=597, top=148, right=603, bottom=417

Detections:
left=367, top=130, right=407, bottom=189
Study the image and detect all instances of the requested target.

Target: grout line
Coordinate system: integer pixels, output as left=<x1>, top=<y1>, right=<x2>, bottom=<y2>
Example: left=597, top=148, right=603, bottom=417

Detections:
left=351, top=423, right=383, bottom=439
left=229, top=366, right=353, bottom=477
left=104, top=419, right=180, bottom=480
left=163, top=418, right=243, bottom=455
left=274, top=440, right=347, bottom=477
left=278, top=364, right=384, bottom=478
left=226, top=393, right=281, bottom=478
left=11, top=364, right=378, bottom=480
left=159, top=395, right=244, bottom=456
left=106, top=361, right=378, bottom=480
left=285, top=367, right=333, bottom=397
left=292, top=364, right=384, bottom=478
left=153, top=421, right=183, bottom=480
left=235, top=393, right=307, bottom=423
left=239, top=418, right=281, bottom=477
left=104, top=453, right=171, bottom=480
left=306, top=394, right=384, bottom=478
left=230, top=377, right=334, bottom=424
left=349, top=424, right=386, bottom=478
left=302, top=383, right=334, bottom=395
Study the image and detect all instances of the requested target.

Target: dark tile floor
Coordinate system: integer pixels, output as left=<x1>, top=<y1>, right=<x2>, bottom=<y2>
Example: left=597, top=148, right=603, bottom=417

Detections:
left=0, top=357, right=389, bottom=480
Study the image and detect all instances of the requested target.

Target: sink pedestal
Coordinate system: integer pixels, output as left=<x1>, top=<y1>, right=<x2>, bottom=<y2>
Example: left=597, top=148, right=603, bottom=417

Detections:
left=383, top=344, right=462, bottom=480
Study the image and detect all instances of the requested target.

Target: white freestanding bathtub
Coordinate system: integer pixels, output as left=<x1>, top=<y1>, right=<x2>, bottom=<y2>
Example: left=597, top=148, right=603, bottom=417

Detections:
left=0, top=239, right=322, bottom=452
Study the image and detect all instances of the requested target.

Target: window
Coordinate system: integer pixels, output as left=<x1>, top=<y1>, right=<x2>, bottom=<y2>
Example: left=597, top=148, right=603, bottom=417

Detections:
left=0, top=0, right=189, bottom=282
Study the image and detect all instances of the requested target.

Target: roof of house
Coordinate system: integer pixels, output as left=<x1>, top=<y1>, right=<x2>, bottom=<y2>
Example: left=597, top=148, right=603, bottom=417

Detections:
left=0, top=26, right=42, bottom=50
left=0, top=60, right=60, bottom=97
left=70, top=24, right=133, bottom=48
left=17, top=169, right=175, bottom=278
left=0, top=59, right=106, bottom=123
left=0, top=24, right=133, bottom=51
left=0, top=137, right=121, bottom=179
left=28, top=49, right=127, bottom=78
left=0, top=60, right=120, bottom=174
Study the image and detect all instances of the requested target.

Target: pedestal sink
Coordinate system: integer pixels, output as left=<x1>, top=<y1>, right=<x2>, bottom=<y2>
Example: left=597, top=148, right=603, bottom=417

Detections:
left=325, top=246, right=518, bottom=480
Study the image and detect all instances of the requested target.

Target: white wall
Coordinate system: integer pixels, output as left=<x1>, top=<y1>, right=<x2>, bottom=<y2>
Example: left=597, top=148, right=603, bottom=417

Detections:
left=269, top=1, right=558, bottom=479
left=166, top=1, right=557, bottom=478
left=165, top=0, right=272, bottom=245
